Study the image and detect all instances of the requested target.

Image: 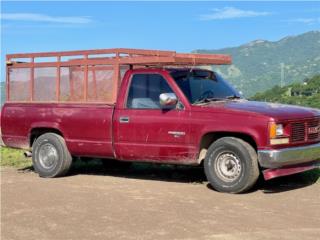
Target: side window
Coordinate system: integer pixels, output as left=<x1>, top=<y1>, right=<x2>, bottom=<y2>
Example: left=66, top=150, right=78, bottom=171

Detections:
left=127, top=74, right=174, bottom=109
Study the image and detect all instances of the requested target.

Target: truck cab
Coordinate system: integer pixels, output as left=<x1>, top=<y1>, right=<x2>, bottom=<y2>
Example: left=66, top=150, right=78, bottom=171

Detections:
left=2, top=48, right=320, bottom=193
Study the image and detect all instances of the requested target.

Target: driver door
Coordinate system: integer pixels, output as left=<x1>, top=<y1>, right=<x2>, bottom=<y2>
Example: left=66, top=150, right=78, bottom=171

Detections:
left=114, top=72, right=195, bottom=163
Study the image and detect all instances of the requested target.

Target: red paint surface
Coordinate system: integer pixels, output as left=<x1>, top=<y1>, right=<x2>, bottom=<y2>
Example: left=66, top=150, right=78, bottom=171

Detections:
left=1, top=68, right=320, bottom=170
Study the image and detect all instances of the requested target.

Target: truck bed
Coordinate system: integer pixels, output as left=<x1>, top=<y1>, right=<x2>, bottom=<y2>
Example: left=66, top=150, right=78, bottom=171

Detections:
left=1, top=103, right=115, bottom=158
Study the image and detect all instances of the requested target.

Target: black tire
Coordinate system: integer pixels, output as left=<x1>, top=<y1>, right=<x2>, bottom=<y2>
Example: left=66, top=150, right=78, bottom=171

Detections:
left=204, top=137, right=259, bottom=193
left=32, top=133, right=72, bottom=178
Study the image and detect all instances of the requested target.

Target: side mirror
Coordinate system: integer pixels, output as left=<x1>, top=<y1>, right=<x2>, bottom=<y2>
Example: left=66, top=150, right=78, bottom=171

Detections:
left=159, top=93, right=178, bottom=107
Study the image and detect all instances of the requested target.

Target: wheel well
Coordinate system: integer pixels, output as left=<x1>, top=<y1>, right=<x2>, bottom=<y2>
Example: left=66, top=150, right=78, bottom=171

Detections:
left=30, top=128, right=63, bottom=147
left=197, top=132, right=257, bottom=163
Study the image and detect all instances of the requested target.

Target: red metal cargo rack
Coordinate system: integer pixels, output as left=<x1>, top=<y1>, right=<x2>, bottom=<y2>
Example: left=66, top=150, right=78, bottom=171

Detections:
left=6, top=48, right=232, bottom=104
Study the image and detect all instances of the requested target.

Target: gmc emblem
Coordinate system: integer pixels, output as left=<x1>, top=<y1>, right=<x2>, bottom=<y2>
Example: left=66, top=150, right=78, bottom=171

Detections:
left=308, top=126, right=320, bottom=134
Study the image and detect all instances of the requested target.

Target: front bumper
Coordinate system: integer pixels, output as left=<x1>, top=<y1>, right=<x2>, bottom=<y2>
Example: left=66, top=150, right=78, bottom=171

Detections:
left=258, top=142, right=320, bottom=169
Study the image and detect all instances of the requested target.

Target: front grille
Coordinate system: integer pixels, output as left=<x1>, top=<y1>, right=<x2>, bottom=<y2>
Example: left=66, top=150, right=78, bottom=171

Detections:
left=291, top=122, right=305, bottom=142
left=290, top=118, right=320, bottom=143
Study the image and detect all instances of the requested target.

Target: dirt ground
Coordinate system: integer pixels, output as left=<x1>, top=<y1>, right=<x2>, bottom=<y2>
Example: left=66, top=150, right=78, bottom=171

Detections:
left=1, top=164, right=320, bottom=240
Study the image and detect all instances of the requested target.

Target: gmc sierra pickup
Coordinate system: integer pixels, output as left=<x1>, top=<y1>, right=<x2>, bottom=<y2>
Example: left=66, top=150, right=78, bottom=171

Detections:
left=1, top=48, right=320, bottom=193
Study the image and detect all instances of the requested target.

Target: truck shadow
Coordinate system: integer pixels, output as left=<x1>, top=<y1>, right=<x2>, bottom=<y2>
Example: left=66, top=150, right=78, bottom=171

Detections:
left=19, top=159, right=320, bottom=194
left=67, top=159, right=320, bottom=194
left=258, top=171, right=320, bottom=194
left=69, top=159, right=207, bottom=184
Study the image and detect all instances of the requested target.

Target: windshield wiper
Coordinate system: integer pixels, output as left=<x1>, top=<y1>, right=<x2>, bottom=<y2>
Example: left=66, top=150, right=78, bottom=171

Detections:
left=193, top=95, right=241, bottom=105
left=225, top=95, right=241, bottom=100
left=193, top=97, right=225, bottom=105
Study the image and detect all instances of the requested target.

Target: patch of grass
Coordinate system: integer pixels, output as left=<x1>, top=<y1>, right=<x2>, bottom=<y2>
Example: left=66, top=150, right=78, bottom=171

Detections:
left=0, top=146, right=32, bottom=168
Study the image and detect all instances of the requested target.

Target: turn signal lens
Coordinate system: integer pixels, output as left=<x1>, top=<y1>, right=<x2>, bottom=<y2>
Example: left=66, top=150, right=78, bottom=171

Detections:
left=269, top=123, right=284, bottom=139
left=269, top=122, right=277, bottom=139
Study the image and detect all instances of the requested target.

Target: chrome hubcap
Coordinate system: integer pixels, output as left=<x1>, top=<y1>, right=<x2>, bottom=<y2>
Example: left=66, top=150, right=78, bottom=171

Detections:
left=215, top=152, right=242, bottom=182
left=38, top=143, right=58, bottom=170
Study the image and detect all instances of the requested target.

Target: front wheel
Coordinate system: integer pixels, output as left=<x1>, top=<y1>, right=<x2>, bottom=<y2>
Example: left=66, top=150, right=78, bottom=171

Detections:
left=32, top=133, right=72, bottom=178
left=204, top=137, right=259, bottom=193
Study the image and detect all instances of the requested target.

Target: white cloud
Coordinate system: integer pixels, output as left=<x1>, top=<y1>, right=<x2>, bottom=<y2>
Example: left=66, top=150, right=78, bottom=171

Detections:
left=200, top=7, right=272, bottom=21
left=1, top=13, right=93, bottom=24
left=286, top=17, right=320, bottom=24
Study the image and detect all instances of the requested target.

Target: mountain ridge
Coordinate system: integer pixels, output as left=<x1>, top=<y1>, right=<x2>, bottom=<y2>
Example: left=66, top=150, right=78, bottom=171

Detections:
left=194, top=31, right=320, bottom=96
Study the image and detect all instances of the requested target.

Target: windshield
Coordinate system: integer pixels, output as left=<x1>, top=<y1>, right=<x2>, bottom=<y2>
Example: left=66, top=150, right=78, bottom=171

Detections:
left=170, top=69, right=241, bottom=104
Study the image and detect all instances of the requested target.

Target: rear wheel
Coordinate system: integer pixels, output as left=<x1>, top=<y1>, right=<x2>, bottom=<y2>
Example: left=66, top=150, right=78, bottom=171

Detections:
left=32, top=133, right=72, bottom=178
left=204, top=137, right=259, bottom=193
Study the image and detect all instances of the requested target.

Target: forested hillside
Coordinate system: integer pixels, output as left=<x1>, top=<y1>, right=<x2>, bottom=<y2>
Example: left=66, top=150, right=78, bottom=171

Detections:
left=251, top=75, right=320, bottom=109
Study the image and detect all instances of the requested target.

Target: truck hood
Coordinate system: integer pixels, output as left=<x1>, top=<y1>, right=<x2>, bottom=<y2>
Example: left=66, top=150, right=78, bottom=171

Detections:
left=200, top=100, right=320, bottom=120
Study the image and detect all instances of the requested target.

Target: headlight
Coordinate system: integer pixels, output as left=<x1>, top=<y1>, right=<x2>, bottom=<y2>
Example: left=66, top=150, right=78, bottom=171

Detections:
left=276, top=124, right=284, bottom=136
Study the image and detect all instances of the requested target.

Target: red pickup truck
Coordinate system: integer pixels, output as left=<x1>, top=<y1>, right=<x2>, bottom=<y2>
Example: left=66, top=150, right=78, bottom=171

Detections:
left=1, top=48, right=320, bottom=193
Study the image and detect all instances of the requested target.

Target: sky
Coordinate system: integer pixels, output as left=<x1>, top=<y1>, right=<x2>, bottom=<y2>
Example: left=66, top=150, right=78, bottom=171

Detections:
left=1, top=1, right=320, bottom=78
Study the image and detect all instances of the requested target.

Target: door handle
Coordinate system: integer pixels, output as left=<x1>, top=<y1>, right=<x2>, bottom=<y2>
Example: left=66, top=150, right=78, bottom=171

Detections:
left=168, top=131, right=186, bottom=137
left=119, top=116, right=130, bottom=123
